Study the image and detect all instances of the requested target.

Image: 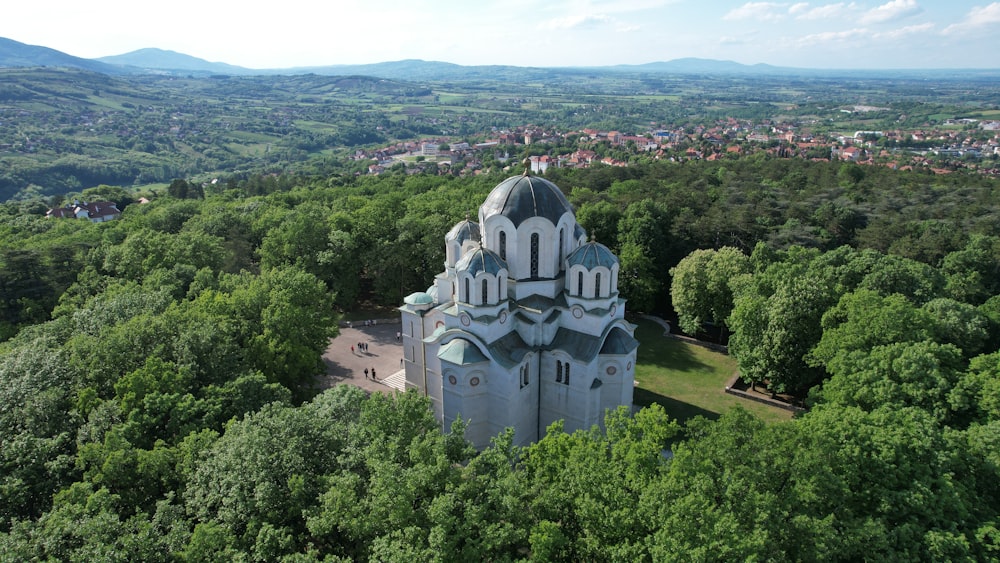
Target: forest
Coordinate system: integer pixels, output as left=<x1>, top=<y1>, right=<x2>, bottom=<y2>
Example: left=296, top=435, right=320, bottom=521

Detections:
left=1, top=156, right=1000, bottom=560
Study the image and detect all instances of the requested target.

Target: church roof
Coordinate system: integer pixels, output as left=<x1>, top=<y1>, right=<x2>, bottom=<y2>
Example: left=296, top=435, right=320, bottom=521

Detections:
left=487, top=330, right=531, bottom=369
left=456, top=244, right=507, bottom=276
left=404, top=292, right=434, bottom=305
left=438, top=338, right=489, bottom=365
left=547, top=328, right=604, bottom=362
left=546, top=325, right=638, bottom=362
left=446, top=219, right=481, bottom=245
left=600, top=327, right=639, bottom=355
left=480, top=174, right=573, bottom=227
left=566, top=241, right=619, bottom=270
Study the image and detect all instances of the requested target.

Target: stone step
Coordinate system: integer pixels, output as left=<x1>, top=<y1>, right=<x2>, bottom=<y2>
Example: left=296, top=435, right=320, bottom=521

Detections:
left=379, top=369, right=406, bottom=392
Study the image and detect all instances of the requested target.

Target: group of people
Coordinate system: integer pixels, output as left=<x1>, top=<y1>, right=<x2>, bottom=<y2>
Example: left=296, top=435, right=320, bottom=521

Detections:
left=344, top=319, right=393, bottom=385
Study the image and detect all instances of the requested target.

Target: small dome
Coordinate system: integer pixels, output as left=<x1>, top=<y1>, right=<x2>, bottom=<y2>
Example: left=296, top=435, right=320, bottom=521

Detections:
left=404, top=292, right=434, bottom=305
left=480, top=174, right=573, bottom=227
left=446, top=219, right=481, bottom=245
left=456, top=245, right=507, bottom=276
left=566, top=241, right=618, bottom=270
left=438, top=338, right=489, bottom=365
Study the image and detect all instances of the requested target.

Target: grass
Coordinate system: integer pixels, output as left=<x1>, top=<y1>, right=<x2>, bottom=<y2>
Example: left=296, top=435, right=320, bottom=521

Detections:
left=631, top=318, right=793, bottom=426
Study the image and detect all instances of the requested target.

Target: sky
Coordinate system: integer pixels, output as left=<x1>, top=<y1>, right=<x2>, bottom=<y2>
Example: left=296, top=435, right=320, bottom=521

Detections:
left=3, top=0, right=999, bottom=70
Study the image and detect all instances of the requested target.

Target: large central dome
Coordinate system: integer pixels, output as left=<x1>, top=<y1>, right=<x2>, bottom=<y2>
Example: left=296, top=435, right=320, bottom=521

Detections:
left=480, top=174, right=573, bottom=227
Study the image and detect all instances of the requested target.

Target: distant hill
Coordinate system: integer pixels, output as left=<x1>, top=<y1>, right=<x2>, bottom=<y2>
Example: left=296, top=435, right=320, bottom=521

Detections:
left=0, top=37, right=125, bottom=74
left=2, top=36, right=999, bottom=81
left=273, top=59, right=562, bottom=82
left=96, top=48, right=255, bottom=75
left=606, top=57, right=786, bottom=74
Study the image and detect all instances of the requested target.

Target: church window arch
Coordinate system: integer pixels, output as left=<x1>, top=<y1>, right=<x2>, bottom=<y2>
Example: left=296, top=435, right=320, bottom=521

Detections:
left=463, top=278, right=470, bottom=303
left=577, top=271, right=584, bottom=296
left=595, top=272, right=602, bottom=298
left=530, top=233, right=539, bottom=278
left=559, top=228, right=564, bottom=268
left=499, top=231, right=506, bottom=261
left=565, top=363, right=570, bottom=385
left=556, top=360, right=563, bottom=383
left=482, top=278, right=489, bottom=305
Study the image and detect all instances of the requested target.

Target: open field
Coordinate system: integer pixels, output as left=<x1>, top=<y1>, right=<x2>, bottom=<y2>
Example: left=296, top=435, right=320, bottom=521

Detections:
left=632, top=318, right=793, bottom=426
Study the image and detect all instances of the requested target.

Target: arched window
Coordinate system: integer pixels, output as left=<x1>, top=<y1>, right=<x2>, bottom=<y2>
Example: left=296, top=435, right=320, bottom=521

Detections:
left=577, top=271, right=584, bottom=296
left=559, top=229, right=564, bottom=268
left=595, top=272, right=602, bottom=298
left=565, top=363, right=570, bottom=385
left=522, top=364, right=529, bottom=387
left=556, top=360, right=563, bottom=383
left=530, top=233, right=539, bottom=278
left=464, top=278, right=470, bottom=303
left=499, top=231, right=506, bottom=261
left=482, top=279, right=489, bottom=305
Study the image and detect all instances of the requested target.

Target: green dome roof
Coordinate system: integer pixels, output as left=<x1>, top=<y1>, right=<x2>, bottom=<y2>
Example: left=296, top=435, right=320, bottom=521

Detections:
left=404, top=292, right=434, bottom=305
left=438, top=338, right=489, bottom=365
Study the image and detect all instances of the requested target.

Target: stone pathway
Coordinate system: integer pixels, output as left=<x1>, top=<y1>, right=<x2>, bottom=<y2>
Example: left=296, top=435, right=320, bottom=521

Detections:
left=319, top=320, right=405, bottom=395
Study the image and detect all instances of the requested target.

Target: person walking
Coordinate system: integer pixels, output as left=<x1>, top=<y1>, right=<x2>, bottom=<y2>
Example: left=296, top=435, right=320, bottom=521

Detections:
left=371, top=368, right=376, bottom=381
left=364, top=368, right=369, bottom=379
left=351, top=345, right=355, bottom=354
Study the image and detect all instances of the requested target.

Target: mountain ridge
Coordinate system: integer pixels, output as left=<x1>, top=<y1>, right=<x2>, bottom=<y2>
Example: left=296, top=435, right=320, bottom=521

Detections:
left=2, top=36, right=999, bottom=81
left=0, top=37, right=127, bottom=75
left=96, top=47, right=253, bottom=75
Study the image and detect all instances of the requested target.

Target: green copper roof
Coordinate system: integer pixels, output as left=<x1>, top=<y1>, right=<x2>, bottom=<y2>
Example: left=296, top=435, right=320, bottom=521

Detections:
left=438, top=338, right=489, bottom=365
left=600, top=327, right=639, bottom=355
left=487, top=330, right=530, bottom=369
left=404, top=292, right=434, bottom=305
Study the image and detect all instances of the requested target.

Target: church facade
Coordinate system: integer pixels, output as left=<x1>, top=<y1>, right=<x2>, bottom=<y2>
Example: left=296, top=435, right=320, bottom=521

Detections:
left=399, top=172, right=638, bottom=449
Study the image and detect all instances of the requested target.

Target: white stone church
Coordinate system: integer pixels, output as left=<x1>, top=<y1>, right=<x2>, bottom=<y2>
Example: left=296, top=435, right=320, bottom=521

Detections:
left=399, top=172, right=638, bottom=449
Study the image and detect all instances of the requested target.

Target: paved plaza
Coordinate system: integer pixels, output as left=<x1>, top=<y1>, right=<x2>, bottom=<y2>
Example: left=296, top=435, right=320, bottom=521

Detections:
left=320, top=320, right=406, bottom=394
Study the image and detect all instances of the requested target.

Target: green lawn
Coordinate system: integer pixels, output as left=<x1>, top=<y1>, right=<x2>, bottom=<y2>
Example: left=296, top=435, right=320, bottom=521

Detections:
left=632, top=318, right=793, bottom=425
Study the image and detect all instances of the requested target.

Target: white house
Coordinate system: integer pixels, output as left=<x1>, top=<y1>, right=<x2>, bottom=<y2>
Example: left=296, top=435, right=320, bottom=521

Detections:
left=46, top=200, right=122, bottom=222
left=399, top=172, right=638, bottom=449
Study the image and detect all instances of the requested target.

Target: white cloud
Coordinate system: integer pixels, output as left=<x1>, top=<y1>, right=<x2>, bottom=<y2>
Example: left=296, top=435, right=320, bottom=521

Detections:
left=860, top=0, right=921, bottom=25
left=723, top=2, right=789, bottom=21
left=541, top=13, right=614, bottom=30
left=943, top=2, right=1000, bottom=35
left=788, top=2, right=809, bottom=15
left=794, top=3, right=851, bottom=20
left=616, top=23, right=643, bottom=32
left=874, top=22, right=933, bottom=39
left=796, top=27, right=869, bottom=45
